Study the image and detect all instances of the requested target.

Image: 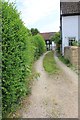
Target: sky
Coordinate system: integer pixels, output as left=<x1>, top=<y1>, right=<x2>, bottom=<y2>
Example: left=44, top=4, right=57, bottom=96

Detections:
left=8, top=0, right=60, bottom=33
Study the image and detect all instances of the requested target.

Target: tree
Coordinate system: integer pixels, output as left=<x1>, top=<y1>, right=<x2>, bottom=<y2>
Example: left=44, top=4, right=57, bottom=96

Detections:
left=51, top=32, right=61, bottom=53
left=31, top=28, right=39, bottom=36
left=51, top=32, right=61, bottom=44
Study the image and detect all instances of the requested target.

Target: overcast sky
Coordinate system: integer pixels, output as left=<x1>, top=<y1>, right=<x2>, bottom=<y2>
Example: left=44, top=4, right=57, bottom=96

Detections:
left=8, top=0, right=60, bottom=32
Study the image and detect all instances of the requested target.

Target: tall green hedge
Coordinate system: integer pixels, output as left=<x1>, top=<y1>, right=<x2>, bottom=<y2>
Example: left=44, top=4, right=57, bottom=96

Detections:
left=2, top=1, right=34, bottom=116
left=2, top=1, right=46, bottom=117
left=0, top=0, right=2, bottom=119
left=33, top=34, right=46, bottom=59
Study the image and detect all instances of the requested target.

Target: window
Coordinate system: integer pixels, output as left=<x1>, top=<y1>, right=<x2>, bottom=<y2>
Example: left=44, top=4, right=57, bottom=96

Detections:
left=68, top=37, right=76, bottom=46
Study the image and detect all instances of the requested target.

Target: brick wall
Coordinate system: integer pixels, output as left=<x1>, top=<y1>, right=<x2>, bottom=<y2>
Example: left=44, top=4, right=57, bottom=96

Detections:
left=64, top=46, right=80, bottom=69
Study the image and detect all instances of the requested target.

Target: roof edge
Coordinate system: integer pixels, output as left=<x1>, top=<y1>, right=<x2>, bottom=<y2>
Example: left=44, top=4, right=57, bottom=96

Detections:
left=61, top=13, right=80, bottom=16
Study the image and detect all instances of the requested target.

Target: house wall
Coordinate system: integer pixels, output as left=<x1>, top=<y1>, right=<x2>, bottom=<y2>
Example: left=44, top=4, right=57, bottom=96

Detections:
left=78, top=15, right=80, bottom=40
left=62, top=15, right=78, bottom=55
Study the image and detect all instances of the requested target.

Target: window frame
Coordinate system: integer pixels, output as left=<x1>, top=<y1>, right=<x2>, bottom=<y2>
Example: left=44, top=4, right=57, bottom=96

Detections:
left=68, top=37, right=76, bottom=46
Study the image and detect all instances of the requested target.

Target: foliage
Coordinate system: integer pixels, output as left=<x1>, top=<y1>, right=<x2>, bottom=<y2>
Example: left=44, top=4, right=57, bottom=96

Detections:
left=0, top=0, right=2, bottom=119
left=33, top=34, right=46, bottom=59
left=72, top=40, right=80, bottom=46
left=78, top=41, right=80, bottom=47
left=31, top=28, right=39, bottom=36
left=2, top=1, right=31, bottom=116
left=51, top=32, right=61, bottom=44
left=43, top=52, right=59, bottom=74
left=58, top=54, right=71, bottom=67
left=51, top=32, right=61, bottom=53
left=2, top=1, right=45, bottom=117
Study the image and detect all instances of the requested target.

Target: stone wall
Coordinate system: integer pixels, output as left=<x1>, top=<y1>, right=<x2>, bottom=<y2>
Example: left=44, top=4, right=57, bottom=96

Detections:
left=64, top=46, right=80, bottom=69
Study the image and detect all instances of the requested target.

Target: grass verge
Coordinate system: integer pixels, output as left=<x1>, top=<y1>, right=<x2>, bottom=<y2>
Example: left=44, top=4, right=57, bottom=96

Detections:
left=58, top=54, right=78, bottom=74
left=43, top=51, right=59, bottom=74
left=58, top=54, right=71, bottom=67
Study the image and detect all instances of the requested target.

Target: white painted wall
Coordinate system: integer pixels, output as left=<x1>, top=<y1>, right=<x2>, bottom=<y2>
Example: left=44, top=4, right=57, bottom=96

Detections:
left=52, top=41, right=56, bottom=50
left=62, top=15, right=78, bottom=55
left=78, top=16, right=80, bottom=41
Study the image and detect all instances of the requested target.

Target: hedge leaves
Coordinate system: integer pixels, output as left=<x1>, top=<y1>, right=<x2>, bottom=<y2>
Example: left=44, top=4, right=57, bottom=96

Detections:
left=2, top=1, right=46, bottom=117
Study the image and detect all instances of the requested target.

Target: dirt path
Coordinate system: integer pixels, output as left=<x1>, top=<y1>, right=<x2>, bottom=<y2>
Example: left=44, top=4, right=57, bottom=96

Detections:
left=17, top=52, right=78, bottom=118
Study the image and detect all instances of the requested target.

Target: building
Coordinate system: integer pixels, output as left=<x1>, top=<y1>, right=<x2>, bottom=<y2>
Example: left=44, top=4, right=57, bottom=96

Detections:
left=60, top=0, right=80, bottom=55
left=40, top=32, right=56, bottom=50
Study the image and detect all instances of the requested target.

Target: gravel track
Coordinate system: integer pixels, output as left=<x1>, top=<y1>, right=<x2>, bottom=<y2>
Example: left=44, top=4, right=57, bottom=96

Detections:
left=16, top=52, right=78, bottom=118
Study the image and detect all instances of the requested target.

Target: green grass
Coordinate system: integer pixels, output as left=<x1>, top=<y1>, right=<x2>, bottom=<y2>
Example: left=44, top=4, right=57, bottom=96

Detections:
left=43, top=52, right=59, bottom=74
left=58, top=54, right=78, bottom=74
left=58, top=54, right=71, bottom=67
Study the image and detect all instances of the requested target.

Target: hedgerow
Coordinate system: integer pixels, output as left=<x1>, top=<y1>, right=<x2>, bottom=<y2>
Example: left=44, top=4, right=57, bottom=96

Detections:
left=33, top=34, right=46, bottom=59
left=2, top=1, right=46, bottom=117
left=2, top=1, right=32, bottom=116
left=0, top=0, right=2, bottom=119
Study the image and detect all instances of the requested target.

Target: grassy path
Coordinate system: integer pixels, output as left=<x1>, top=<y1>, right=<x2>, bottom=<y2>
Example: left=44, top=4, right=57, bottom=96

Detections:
left=43, top=51, right=59, bottom=74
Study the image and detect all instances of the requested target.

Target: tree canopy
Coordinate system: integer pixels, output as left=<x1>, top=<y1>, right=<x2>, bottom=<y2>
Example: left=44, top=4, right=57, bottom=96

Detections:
left=51, top=32, right=61, bottom=44
left=30, top=28, right=39, bottom=36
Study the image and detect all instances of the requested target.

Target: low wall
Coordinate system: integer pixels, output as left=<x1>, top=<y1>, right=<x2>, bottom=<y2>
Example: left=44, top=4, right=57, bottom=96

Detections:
left=64, top=46, right=80, bottom=69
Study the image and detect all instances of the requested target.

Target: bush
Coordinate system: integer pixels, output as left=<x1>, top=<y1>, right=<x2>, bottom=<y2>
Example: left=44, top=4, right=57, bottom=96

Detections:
left=2, top=1, right=46, bottom=117
left=33, top=34, right=46, bottom=59
left=2, top=1, right=34, bottom=116
left=58, top=54, right=71, bottom=67
left=51, top=32, right=61, bottom=54
left=72, top=40, right=80, bottom=47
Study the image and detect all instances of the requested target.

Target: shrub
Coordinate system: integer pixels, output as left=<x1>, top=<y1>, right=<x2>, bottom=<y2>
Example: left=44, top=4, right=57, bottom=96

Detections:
left=58, top=54, right=71, bottom=67
left=72, top=40, right=80, bottom=47
left=2, top=1, right=34, bottom=116
left=51, top=32, right=61, bottom=53
left=33, top=34, right=46, bottom=59
left=2, top=1, right=46, bottom=117
left=0, top=1, right=2, bottom=119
